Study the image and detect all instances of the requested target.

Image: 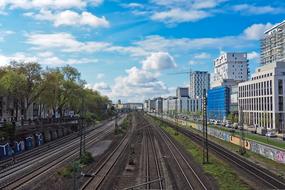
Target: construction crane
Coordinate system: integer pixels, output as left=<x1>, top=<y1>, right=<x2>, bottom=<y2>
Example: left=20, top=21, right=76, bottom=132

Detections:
left=167, top=67, right=193, bottom=87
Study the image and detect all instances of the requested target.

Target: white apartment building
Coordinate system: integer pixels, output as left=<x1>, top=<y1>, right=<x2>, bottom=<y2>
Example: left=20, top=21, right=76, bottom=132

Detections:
left=189, top=71, right=210, bottom=98
left=212, top=52, right=248, bottom=88
left=161, top=96, right=202, bottom=114
left=162, top=98, right=169, bottom=113
left=261, top=20, right=285, bottom=65
left=168, top=97, right=178, bottom=114
left=238, top=61, right=285, bottom=132
left=155, top=97, right=163, bottom=113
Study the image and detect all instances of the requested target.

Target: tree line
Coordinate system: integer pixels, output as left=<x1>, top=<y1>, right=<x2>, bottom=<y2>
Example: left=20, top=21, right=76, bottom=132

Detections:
left=0, top=61, right=112, bottom=122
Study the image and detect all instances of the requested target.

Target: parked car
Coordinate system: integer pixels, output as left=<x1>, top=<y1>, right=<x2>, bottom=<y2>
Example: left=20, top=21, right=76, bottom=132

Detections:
left=265, top=132, right=277, bottom=138
left=225, top=123, right=232, bottom=128
left=233, top=123, right=238, bottom=129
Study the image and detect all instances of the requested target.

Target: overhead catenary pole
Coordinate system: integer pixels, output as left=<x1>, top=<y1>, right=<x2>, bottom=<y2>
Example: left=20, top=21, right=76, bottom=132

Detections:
left=239, top=106, right=246, bottom=155
left=202, top=89, right=209, bottom=164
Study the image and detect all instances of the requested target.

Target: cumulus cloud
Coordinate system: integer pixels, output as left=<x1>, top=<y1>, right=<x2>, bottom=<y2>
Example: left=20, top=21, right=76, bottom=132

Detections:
left=243, top=23, right=273, bottom=40
left=25, top=9, right=109, bottom=28
left=109, top=66, right=169, bottom=102
left=232, top=4, right=283, bottom=15
left=142, top=52, right=176, bottom=71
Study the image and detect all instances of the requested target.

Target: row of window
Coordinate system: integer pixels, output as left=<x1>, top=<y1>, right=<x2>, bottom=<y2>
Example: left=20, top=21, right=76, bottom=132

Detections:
left=239, top=80, right=273, bottom=97
left=251, top=73, right=273, bottom=80
left=239, top=97, right=273, bottom=111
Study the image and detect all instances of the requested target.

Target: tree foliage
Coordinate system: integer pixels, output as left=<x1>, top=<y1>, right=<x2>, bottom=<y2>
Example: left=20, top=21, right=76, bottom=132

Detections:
left=0, top=61, right=112, bottom=120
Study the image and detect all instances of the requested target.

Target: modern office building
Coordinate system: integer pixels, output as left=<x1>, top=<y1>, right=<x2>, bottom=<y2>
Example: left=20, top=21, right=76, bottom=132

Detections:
left=189, top=98, right=202, bottom=113
left=230, top=85, right=239, bottom=114
left=168, top=97, right=178, bottom=114
left=177, top=97, right=189, bottom=113
left=189, top=71, right=210, bottom=98
left=261, top=20, right=285, bottom=65
left=238, top=61, right=285, bottom=132
left=154, top=97, right=163, bottom=113
left=147, top=99, right=156, bottom=112
left=176, top=87, right=189, bottom=98
left=211, top=52, right=248, bottom=88
left=207, top=86, right=230, bottom=121
left=144, top=100, right=149, bottom=112
left=162, top=98, right=169, bottom=113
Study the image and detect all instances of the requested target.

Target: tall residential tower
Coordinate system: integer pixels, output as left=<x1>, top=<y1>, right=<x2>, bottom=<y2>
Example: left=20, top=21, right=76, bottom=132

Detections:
left=261, top=20, right=285, bottom=65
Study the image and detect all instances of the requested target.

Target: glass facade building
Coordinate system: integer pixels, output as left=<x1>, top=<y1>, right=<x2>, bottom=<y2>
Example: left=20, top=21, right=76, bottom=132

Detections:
left=207, top=86, right=230, bottom=121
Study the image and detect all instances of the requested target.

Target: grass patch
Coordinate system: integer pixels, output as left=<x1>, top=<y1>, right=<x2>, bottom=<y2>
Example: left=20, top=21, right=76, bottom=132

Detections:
left=58, top=151, right=94, bottom=178
left=161, top=117, right=285, bottom=179
left=149, top=117, right=250, bottom=190
left=115, top=114, right=132, bottom=135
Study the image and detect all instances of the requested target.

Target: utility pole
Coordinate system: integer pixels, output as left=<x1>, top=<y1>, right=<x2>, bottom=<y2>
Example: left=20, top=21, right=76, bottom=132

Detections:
left=202, top=89, right=209, bottom=164
left=239, top=106, right=246, bottom=155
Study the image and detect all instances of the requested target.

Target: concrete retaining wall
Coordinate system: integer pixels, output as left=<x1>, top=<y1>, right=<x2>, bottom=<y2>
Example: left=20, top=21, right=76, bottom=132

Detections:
left=159, top=114, right=285, bottom=164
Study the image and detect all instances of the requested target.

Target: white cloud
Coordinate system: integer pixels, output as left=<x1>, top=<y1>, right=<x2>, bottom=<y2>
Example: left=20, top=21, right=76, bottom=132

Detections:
left=194, top=52, right=211, bottom=59
left=26, top=32, right=111, bottom=52
left=243, top=23, right=273, bottom=40
left=247, top=51, right=259, bottom=60
left=122, top=3, right=144, bottom=8
left=151, top=8, right=210, bottom=24
left=25, top=9, right=109, bottom=28
left=0, top=30, right=14, bottom=41
left=40, top=56, right=97, bottom=65
left=96, top=73, right=105, bottom=79
left=109, top=66, right=169, bottom=102
left=0, top=53, right=38, bottom=66
left=233, top=4, right=283, bottom=15
left=1, top=0, right=103, bottom=10
left=189, top=60, right=203, bottom=65
left=142, top=52, right=176, bottom=71
left=87, top=82, right=111, bottom=92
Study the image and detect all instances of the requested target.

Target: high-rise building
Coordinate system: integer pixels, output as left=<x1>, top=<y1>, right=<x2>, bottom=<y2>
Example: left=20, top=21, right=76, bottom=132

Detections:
left=189, top=71, right=210, bottom=99
left=261, top=20, right=285, bottom=65
left=176, top=87, right=189, bottom=98
left=211, top=52, right=249, bottom=88
left=238, top=61, right=285, bottom=132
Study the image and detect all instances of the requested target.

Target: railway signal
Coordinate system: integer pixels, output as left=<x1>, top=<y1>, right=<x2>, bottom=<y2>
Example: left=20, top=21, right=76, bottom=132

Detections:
left=202, top=89, right=209, bottom=164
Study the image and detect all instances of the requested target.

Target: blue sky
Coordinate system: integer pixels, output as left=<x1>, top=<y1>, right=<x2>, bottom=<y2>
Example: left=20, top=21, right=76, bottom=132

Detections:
left=0, top=0, right=284, bottom=103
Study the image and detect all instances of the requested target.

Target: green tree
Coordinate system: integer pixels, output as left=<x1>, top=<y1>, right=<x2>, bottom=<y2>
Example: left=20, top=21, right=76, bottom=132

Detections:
left=3, top=61, right=45, bottom=119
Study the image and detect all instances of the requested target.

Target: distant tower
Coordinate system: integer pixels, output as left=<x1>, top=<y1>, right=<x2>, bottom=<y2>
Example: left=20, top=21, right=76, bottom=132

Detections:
left=261, top=20, right=285, bottom=65
left=189, top=71, right=210, bottom=99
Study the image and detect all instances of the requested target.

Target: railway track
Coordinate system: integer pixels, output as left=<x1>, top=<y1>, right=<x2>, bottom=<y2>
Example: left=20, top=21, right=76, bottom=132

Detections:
left=144, top=126, right=163, bottom=190
left=151, top=119, right=208, bottom=190
left=0, top=117, right=113, bottom=172
left=81, top=115, right=134, bottom=190
left=159, top=117, right=285, bottom=190
left=0, top=117, right=123, bottom=190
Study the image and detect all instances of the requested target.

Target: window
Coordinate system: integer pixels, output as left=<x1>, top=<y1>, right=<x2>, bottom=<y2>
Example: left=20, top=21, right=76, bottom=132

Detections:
left=278, top=80, right=283, bottom=95
left=279, top=96, right=284, bottom=111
